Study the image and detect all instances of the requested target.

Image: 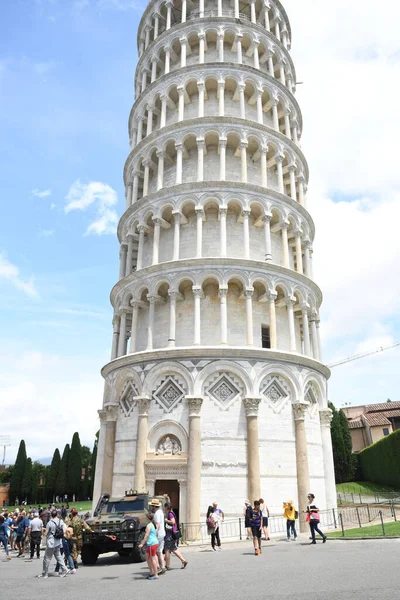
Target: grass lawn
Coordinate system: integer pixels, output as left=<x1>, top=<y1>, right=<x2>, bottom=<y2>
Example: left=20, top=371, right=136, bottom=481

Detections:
left=328, top=520, right=400, bottom=538
left=336, top=481, right=400, bottom=497
left=4, top=501, right=93, bottom=513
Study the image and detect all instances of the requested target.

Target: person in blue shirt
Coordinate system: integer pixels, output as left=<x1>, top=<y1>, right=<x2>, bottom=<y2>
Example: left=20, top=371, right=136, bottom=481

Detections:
left=16, top=512, right=30, bottom=557
left=138, top=512, right=160, bottom=580
left=0, top=515, right=11, bottom=560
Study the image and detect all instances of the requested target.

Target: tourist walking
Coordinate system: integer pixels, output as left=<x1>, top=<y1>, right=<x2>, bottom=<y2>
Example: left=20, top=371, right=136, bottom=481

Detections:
left=0, top=515, right=11, bottom=560
left=37, top=508, right=68, bottom=578
left=15, top=511, right=30, bottom=557
left=28, top=512, right=44, bottom=559
left=283, top=500, right=297, bottom=541
left=164, top=502, right=188, bottom=569
left=211, top=501, right=224, bottom=549
left=150, top=498, right=166, bottom=574
left=260, top=498, right=270, bottom=541
left=249, top=500, right=263, bottom=555
left=243, top=500, right=252, bottom=540
left=206, top=505, right=220, bottom=551
left=306, top=494, right=327, bottom=544
left=138, top=512, right=160, bottom=580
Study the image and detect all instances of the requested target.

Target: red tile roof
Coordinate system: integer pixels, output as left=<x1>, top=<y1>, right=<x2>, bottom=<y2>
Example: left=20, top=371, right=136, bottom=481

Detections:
left=363, top=413, right=391, bottom=427
left=348, top=419, right=364, bottom=429
left=365, top=402, right=400, bottom=412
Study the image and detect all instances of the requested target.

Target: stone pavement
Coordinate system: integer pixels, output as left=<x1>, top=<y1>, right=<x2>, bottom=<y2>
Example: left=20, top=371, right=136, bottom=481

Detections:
left=1, top=536, right=399, bottom=600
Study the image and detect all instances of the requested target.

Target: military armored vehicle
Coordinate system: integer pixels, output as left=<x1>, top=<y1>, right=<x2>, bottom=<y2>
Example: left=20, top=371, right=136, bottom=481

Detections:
left=81, top=490, right=168, bottom=565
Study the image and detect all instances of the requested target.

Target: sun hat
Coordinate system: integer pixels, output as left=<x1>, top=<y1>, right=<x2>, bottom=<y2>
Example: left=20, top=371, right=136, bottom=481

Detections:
left=150, top=498, right=161, bottom=507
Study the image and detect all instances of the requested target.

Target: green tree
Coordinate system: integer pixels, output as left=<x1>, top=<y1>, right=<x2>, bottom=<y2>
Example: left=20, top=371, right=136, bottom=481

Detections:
left=31, top=461, right=45, bottom=504
left=10, top=440, right=27, bottom=504
left=68, top=432, right=82, bottom=499
left=329, top=403, right=346, bottom=483
left=56, top=444, right=70, bottom=498
left=0, top=465, right=12, bottom=485
left=47, top=449, right=61, bottom=502
left=339, top=409, right=354, bottom=481
left=90, top=431, right=99, bottom=498
left=21, top=457, right=33, bottom=502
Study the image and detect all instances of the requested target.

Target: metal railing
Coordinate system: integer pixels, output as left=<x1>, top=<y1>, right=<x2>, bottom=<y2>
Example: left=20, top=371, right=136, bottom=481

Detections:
left=337, top=490, right=400, bottom=506
left=188, top=9, right=251, bottom=22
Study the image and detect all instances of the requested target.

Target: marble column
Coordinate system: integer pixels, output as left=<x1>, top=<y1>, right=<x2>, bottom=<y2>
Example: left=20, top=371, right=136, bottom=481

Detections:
left=193, top=286, right=202, bottom=345
left=186, top=397, right=203, bottom=525
left=260, top=146, right=268, bottom=187
left=198, top=81, right=205, bottom=116
left=263, top=214, right=272, bottom=262
left=292, top=402, right=311, bottom=533
left=219, top=207, right=227, bottom=257
left=172, top=211, right=181, bottom=261
left=245, top=288, right=254, bottom=346
left=244, top=398, right=261, bottom=501
left=126, top=235, right=134, bottom=277
left=218, top=79, right=225, bottom=115
left=129, top=301, right=140, bottom=353
left=157, top=151, right=165, bottom=191
left=147, top=295, right=157, bottom=350
left=242, top=209, right=250, bottom=259
left=219, top=138, right=227, bottom=180
left=268, top=291, right=277, bottom=349
left=310, top=316, right=319, bottom=361
left=197, top=138, right=204, bottom=182
left=134, top=397, right=150, bottom=492
left=195, top=207, right=203, bottom=258
left=117, top=309, right=128, bottom=357
left=176, top=143, right=183, bottom=184
left=286, top=296, right=297, bottom=352
left=295, top=231, right=303, bottom=274
left=167, top=290, right=178, bottom=347
left=136, top=225, right=147, bottom=270
left=219, top=285, right=228, bottom=345
left=281, top=221, right=290, bottom=268
left=152, top=217, right=161, bottom=265
left=119, top=244, right=127, bottom=280
left=240, top=141, right=248, bottom=183
left=111, top=316, right=120, bottom=360
left=98, top=405, right=118, bottom=496
left=320, top=409, right=336, bottom=509
left=302, top=305, right=311, bottom=356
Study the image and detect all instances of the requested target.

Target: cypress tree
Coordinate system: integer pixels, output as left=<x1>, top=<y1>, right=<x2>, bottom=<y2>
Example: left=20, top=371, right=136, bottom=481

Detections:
left=68, top=432, right=82, bottom=499
left=56, top=444, right=70, bottom=498
left=21, top=457, right=33, bottom=503
left=47, top=449, right=61, bottom=502
left=329, top=402, right=346, bottom=483
left=90, top=431, right=99, bottom=498
left=10, top=440, right=27, bottom=504
left=31, top=461, right=44, bottom=504
left=339, top=409, right=353, bottom=481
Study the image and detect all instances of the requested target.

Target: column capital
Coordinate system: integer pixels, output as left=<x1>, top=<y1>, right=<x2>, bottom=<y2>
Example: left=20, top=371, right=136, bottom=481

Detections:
left=179, top=35, right=188, bottom=45
left=267, top=289, right=278, bottom=302
left=152, top=216, right=162, bottom=226
left=177, top=85, right=184, bottom=94
left=263, top=212, right=272, bottom=223
left=300, top=302, right=310, bottom=314
left=244, top=397, right=261, bottom=417
left=240, top=140, right=248, bottom=149
left=294, top=228, right=303, bottom=239
left=288, top=162, right=297, bottom=172
left=172, top=209, right=182, bottom=223
left=195, top=206, right=204, bottom=217
left=99, top=404, right=118, bottom=423
left=192, top=285, right=203, bottom=298
left=219, top=206, right=228, bottom=217
left=156, top=149, right=166, bottom=159
left=275, top=152, right=284, bottom=164
left=319, top=409, right=333, bottom=427
left=292, top=402, right=308, bottom=421
left=198, top=31, right=205, bottom=40
left=119, top=306, right=130, bottom=316
left=186, top=396, right=204, bottom=416
left=196, top=137, right=205, bottom=149
left=219, top=137, right=227, bottom=148
left=244, top=287, right=254, bottom=298
left=218, top=285, right=228, bottom=298
left=218, top=78, right=225, bottom=88
left=197, top=79, right=205, bottom=90
left=136, top=395, right=151, bottom=416
left=281, top=219, right=289, bottom=230
left=285, top=294, right=296, bottom=307
left=242, top=209, right=251, bottom=218
left=112, top=315, right=120, bottom=331
left=137, top=224, right=149, bottom=234
left=147, top=294, right=158, bottom=305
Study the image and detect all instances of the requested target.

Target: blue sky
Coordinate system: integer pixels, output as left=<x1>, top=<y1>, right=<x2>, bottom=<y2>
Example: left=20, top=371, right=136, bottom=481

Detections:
left=1, top=0, right=399, bottom=462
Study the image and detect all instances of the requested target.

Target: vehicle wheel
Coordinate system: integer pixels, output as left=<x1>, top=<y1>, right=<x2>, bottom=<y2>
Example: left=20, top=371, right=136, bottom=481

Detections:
left=130, top=530, right=147, bottom=563
left=118, top=549, right=131, bottom=557
left=81, top=545, right=99, bottom=565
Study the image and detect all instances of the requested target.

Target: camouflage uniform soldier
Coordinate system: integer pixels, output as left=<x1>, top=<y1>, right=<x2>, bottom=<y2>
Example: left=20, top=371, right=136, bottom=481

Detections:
left=66, top=508, right=92, bottom=568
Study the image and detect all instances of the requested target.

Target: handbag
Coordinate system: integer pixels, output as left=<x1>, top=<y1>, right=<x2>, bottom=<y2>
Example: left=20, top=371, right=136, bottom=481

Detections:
left=172, top=530, right=182, bottom=540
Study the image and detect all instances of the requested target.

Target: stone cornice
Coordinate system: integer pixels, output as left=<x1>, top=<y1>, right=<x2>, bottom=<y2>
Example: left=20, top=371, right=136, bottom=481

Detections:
left=117, top=181, right=315, bottom=241
left=128, top=61, right=302, bottom=136
left=123, top=116, right=309, bottom=184
left=101, top=347, right=330, bottom=380
left=136, top=1, right=292, bottom=52
left=136, top=16, right=295, bottom=87
left=109, top=256, right=323, bottom=306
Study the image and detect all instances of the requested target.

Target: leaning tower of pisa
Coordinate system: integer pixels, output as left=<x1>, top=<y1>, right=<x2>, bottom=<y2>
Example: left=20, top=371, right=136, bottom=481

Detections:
left=93, top=0, right=336, bottom=527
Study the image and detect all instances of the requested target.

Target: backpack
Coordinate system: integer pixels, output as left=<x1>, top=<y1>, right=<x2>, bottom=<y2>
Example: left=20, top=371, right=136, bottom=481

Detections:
left=245, top=505, right=253, bottom=520
left=295, top=511, right=299, bottom=520
left=51, top=519, right=64, bottom=539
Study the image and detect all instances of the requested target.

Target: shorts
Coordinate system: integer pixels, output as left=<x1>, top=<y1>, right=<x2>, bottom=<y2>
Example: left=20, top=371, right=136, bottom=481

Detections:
left=146, top=544, right=158, bottom=557
left=262, top=517, right=269, bottom=527
left=16, top=535, right=23, bottom=543
left=251, top=526, right=262, bottom=539
left=156, top=538, right=164, bottom=553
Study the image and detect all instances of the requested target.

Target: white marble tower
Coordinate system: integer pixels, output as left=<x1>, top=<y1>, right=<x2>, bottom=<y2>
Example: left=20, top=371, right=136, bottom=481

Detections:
left=93, top=0, right=336, bottom=529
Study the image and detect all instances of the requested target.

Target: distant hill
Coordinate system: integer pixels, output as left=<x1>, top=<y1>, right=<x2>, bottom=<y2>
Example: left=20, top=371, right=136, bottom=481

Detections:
left=35, top=457, right=52, bottom=466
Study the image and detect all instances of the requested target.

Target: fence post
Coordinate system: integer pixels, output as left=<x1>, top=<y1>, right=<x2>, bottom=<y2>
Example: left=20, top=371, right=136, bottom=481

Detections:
left=356, top=507, right=362, bottom=528
left=359, top=493, right=362, bottom=505
left=333, top=508, right=337, bottom=529
left=239, top=517, right=242, bottom=540
left=367, top=504, right=371, bottom=522
left=394, top=505, right=397, bottom=522
left=351, top=493, right=354, bottom=504
left=379, top=510, right=386, bottom=536
left=339, top=513, right=344, bottom=537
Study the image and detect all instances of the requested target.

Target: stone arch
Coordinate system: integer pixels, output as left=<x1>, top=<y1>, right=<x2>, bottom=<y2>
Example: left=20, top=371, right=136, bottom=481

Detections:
left=147, top=420, right=189, bottom=454
left=255, top=363, right=301, bottom=401
left=143, top=361, right=194, bottom=397
left=302, top=373, right=327, bottom=408
left=195, top=360, right=253, bottom=397
left=114, top=367, right=143, bottom=403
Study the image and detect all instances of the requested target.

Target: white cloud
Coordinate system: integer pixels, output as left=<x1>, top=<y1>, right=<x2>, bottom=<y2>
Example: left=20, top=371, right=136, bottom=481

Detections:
left=33, top=60, right=57, bottom=76
left=39, top=229, right=54, bottom=237
left=32, top=188, right=52, bottom=198
left=0, top=253, right=38, bottom=298
left=50, top=202, right=56, bottom=209
left=65, top=179, right=118, bottom=235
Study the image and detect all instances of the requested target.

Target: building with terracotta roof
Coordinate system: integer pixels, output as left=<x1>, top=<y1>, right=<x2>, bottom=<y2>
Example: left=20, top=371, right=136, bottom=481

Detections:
left=343, top=402, right=400, bottom=452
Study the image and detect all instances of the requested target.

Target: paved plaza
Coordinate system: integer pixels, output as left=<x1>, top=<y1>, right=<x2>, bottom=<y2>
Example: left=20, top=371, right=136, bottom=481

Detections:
left=2, top=537, right=399, bottom=600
